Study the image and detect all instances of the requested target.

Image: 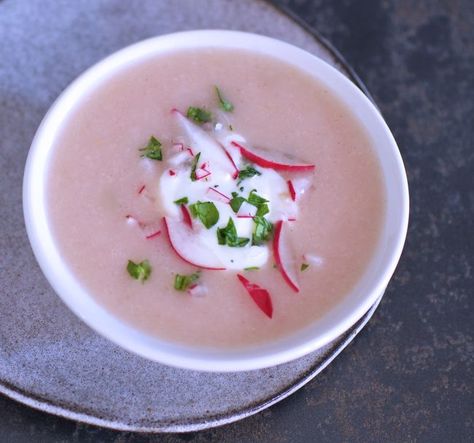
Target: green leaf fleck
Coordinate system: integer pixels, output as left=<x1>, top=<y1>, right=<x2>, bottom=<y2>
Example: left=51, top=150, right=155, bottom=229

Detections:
left=188, top=201, right=219, bottom=229
left=301, top=263, right=310, bottom=271
left=247, top=190, right=268, bottom=207
left=174, top=197, right=189, bottom=205
left=217, top=217, right=250, bottom=247
left=244, top=266, right=260, bottom=271
left=127, top=260, right=151, bottom=283
left=238, top=166, right=261, bottom=183
left=174, top=272, right=200, bottom=291
left=229, top=192, right=246, bottom=213
left=187, top=106, right=212, bottom=123
left=215, top=86, right=234, bottom=112
left=139, top=136, right=162, bottom=161
left=190, top=152, right=201, bottom=181
left=252, top=216, right=273, bottom=246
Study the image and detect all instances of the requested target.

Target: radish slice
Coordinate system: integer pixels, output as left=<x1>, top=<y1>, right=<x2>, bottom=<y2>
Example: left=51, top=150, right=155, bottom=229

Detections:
left=180, top=205, right=193, bottom=229
left=232, top=141, right=315, bottom=172
left=291, top=175, right=313, bottom=200
left=163, top=216, right=226, bottom=270
left=187, top=284, right=208, bottom=297
left=172, top=109, right=236, bottom=176
left=138, top=184, right=146, bottom=195
left=287, top=180, right=296, bottom=201
left=145, top=230, right=162, bottom=240
left=273, top=220, right=300, bottom=292
left=194, top=168, right=212, bottom=180
left=169, top=169, right=176, bottom=176
left=172, top=142, right=185, bottom=152
left=206, top=187, right=231, bottom=204
left=236, top=274, right=273, bottom=318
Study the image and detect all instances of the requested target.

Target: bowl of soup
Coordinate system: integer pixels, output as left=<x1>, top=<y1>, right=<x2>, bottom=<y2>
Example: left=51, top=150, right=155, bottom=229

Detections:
left=23, top=30, right=409, bottom=371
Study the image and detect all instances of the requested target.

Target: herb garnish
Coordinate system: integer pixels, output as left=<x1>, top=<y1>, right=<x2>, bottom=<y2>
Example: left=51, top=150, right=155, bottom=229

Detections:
left=238, top=166, right=261, bottom=183
left=190, top=152, right=201, bottom=181
left=252, top=216, right=273, bottom=246
left=174, top=197, right=189, bottom=205
left=127, top=259, right=151, bottom=283
left=139, top=136, right=162, bottom=161
left=215, top=86, right=234, bottom=112
left=217, top=217, right=250, bottom=247
left=187, top=107, right=212, bottom=123
left=244, top=266, right=260, bottom=271
left=301, top=263, right=309, bottom=271
left=189, top=201, right=219, bottom=229
left=229, top=192, right=246, bottom=213
left=247, top=190, right=268, bottom=207
left=174, top=272, right=200, bottom=291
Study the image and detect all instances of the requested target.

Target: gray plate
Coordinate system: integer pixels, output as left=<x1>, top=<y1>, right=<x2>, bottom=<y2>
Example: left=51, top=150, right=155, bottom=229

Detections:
left=0, top=0, right=381, bottom=433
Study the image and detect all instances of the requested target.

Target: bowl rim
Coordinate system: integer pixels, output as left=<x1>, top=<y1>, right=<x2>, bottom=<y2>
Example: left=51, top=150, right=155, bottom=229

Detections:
left=23, top=30, right=409, bottom=372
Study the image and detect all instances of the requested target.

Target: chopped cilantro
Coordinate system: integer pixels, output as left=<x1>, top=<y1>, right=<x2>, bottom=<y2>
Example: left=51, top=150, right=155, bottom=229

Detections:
left=238, top=166, right=261, bottom=183
left=244, top=266, right=260, bottom=271
left=239, top=186, right=244, bottom=192
left=190, top=152, right=201, bottom=181
left=229, top=192, right=246, bottom=213
left=186, top=106, right=212, bottom=123
left=215, top=86, right=234, bottom=112
left=127, top=259, right=151, bottom=283
left=139, top=136, right=162, bottom=161
left=252, top=216, right=273, bottom=246
left=189, top=201, right=219, bottom=229
left=247, top=190, right=268, bottom=207
left=174, top=197, right=189, bottom=205
left=174, top=272, right=200, bottom=291
left=301, top=263, right=310, bottom=271
left=217, top=217, right=250, bottom=247
left=255, top=203, right=269, bottom=217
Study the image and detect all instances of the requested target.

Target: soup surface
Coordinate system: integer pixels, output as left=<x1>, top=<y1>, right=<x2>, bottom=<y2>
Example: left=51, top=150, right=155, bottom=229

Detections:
left=47, top=49, right=385, bottom=348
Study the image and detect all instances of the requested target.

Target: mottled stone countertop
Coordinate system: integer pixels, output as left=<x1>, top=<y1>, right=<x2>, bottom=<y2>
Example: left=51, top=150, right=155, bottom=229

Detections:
left=1, top=0, right=472, bottom=441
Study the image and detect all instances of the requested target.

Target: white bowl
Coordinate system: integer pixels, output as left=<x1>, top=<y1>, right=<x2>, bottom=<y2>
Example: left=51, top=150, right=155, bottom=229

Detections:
left=23, top=30, right=409, bottom=372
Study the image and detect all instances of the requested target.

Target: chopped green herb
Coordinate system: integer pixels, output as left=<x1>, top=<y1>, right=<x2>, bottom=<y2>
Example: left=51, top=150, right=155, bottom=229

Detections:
left=174, top=197, right=189, bottom=205
left=186, top=106, right=212, bottom=123
left=217, top=217, right=250, bottom=247
left=190, top=152, right=201, bottom=181
left=244, top=266, right=260, bottom=271
left=229, top=192, right=246, bottom=213
left=127, top=259, right=151, bottom=283
left=189, top=201, right=219, bottom=229
left=247, top=190, right=268, bottom=207
left=252, top=216, right=273, bottom=246
left=301, top=263, right=310, bottom=271
left=238, top=166, right=261, bottom=183
left=174, top=272, right=200, bottom=291
left=139, top=136, right=162, bottom=161
left=215, top=86, right=234, bottom=112
left=239, top=186, right=244, bottom=192
left=229, top=124, right=234, bottom=131
left=255, top=203, right=269, bottom=217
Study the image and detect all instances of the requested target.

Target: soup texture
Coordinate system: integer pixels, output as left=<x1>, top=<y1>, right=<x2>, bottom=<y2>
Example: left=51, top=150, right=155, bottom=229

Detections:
left=47, top=49, right=385, bottom=348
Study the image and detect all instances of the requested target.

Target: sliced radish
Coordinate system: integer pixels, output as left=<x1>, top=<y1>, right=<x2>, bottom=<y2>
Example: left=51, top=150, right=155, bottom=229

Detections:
left=145, top=230, right=162, bottom=240
left=180, top=205, right=193, bottom=229
left=138, top=184, right=146, bottom=195
left=163, top=216, right=226, bottom=270
left=194, top=168, right=211, bottom=180
left=172, top=142, right=185, bottom=152
left=237, top=201, right=257, bottom=218
left=187, top=284, right=208, bottom=297
left=206, top=187, right=231, bottom=204
left=172, top=109, right=236, bottom=176
left=273, top=220, right=299, bottom=292
left=291, top=175, right=314, bottom=200
left=287, top=180, right=296, bottom=201
left=169, top=169, right=176, bottom=176
left=236, top=274, right=273, bottom=318
left=232, top=141, right=315, bottom=172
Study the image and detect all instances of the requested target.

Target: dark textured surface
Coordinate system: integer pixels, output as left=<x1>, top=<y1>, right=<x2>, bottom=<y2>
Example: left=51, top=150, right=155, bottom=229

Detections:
left=1, top=0, right=473, bottom=442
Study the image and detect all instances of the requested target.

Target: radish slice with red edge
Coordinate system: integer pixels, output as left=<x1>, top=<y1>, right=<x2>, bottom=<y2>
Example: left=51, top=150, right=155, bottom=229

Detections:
left=206, top=187, right=231, bottom=204
left=180, top=205, right=193, bottom=229
left=236, top=274, right=273, bottom=318
left=273, top=220, right=300, bottom=292
left=287, top=180, right=296, bottom=201
left=232, top=141, right=315, bottom=172
left=187, top=284, right=208, bottom=297
left=172, top=109, right=237, bottom=177
left=163, top=216, right=226, bottom=270
left=145, top=230, right=161, bottom=240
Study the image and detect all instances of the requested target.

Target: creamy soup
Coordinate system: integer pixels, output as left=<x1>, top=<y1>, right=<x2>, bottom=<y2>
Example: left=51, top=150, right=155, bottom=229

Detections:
left=47, top=49, right=385, bottom=348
